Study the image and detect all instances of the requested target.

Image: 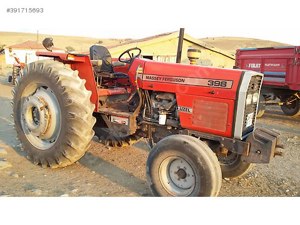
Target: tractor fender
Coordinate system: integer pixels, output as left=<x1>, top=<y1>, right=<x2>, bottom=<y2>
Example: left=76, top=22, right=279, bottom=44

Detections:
left=36, top=51, right=98, bottom=111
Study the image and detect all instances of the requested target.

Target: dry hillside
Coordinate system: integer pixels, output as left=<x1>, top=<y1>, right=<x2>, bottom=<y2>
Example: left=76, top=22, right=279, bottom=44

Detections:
left=200, top=37, right=290, bottom=55
left=0, top=32, right=290, bottom=55
left=0, top=32, right=130, bottom=52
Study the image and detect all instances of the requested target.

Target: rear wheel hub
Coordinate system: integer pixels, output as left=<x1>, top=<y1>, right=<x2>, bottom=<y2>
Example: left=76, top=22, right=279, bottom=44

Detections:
left=21, top=87, right=61, bottom=150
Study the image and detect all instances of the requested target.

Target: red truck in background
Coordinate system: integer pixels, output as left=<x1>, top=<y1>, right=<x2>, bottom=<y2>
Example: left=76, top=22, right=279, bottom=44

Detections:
left=235, top=46, right=300, bottom=117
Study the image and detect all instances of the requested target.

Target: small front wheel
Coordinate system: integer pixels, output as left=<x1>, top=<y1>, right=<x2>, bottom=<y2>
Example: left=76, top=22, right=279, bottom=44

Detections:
left=146, top=135, right=222, bottom=197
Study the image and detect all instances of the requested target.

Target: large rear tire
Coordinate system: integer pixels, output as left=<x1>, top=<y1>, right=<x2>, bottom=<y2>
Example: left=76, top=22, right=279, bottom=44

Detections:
left=13, top=60, right=96, bottom=168
left=146, top=135, right=222, bottom=196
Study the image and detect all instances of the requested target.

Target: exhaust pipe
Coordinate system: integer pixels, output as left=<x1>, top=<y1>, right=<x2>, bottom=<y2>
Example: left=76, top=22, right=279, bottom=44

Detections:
left=176, top=28, right=185, bottom=63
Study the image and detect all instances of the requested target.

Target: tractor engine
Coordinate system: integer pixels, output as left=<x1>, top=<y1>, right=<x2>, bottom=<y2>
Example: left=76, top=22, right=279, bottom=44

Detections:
left=150, top=92, right=177, bottom=125
left=142, top=91, right=180, bottom=142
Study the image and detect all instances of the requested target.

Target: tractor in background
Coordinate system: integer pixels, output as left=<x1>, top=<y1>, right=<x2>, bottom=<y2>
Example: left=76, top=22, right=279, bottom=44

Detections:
left=8, top=47, right=25, bottom=85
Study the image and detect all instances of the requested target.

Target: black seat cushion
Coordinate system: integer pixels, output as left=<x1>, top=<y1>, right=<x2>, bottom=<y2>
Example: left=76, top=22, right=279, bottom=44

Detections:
left=90, top=45, right=114, bottom=73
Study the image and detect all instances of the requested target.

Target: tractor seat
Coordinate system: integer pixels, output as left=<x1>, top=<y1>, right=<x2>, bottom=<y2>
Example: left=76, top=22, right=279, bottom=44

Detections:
left=89, top=45, right=128, bottom=79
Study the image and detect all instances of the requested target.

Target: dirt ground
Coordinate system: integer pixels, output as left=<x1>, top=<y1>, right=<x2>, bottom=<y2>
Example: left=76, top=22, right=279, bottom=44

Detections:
left=0, top=75, right=299, bottom=197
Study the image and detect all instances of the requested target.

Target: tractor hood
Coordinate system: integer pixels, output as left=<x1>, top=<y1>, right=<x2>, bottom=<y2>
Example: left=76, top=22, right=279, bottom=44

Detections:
left=141, top=60, right=244, bottom=100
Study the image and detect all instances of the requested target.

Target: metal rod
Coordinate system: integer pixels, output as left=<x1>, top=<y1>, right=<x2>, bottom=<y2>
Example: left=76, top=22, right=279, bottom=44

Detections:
left=176, top=28, right=185, bottom=63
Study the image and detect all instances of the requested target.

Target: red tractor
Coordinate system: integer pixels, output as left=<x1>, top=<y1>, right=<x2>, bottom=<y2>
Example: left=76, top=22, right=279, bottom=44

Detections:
left=12, top=38, right=281, bottom=196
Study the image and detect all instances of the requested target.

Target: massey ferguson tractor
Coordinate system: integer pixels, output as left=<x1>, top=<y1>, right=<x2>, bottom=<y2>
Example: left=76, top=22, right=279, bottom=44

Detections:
left=12, top=37, right=282, bottom=197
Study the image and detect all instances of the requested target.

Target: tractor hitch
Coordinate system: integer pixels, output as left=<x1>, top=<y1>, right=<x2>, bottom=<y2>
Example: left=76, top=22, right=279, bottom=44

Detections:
left=242, top=128, right=282, bottom=163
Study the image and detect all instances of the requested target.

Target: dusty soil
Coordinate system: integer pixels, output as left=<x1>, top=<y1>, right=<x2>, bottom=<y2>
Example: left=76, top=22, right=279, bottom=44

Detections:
left=0, top=75, right=299, bottom=197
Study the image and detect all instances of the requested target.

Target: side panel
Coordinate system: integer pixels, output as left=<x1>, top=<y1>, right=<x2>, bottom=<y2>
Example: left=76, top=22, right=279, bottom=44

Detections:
left=176, top=94, right=235, bottom=137
left=137, top=60, right=245, bottom=138
left=141, top=60, right=243, bottom=100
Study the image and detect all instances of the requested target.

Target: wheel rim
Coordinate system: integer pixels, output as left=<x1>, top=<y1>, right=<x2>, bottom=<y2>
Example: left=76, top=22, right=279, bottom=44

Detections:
left=20, top=84, right=61, bottom=150
left=159, top=156, right=196, bottom=196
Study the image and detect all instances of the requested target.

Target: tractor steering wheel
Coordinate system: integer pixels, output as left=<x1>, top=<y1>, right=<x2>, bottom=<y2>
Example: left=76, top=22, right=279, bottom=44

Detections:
left=118, top=47, right=142, bottom=64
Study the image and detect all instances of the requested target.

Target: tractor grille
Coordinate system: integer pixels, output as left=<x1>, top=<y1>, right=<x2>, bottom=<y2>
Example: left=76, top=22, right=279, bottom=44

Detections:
left=192, top=99, right=228, bottom=132
left=242, top=75, right=263, bottom=136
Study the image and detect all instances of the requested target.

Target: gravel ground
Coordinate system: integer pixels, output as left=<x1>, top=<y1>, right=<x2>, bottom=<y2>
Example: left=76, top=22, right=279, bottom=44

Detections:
left=0, top=75, right=299, bottom=197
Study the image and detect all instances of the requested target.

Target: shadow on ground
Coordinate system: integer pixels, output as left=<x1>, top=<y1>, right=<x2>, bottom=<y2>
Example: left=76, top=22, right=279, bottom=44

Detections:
left=79, top=151, right=151, bottom=196
left=0, top=78, right=25, bottom=158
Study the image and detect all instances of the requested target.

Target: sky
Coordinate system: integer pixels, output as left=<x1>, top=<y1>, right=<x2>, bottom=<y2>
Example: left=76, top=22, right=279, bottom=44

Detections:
left=0, top=0, right=299, bottom=45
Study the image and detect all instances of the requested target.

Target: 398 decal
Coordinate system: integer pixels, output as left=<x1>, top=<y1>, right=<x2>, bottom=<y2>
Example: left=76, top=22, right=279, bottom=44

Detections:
left=143, top=74, right=233, bottom=89
left=208, top=80, right=227, bottom=87
left=207, top=80, right=232, bottom=88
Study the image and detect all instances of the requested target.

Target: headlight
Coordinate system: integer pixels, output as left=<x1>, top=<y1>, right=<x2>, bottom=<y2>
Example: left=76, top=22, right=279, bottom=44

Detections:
left=252, top=92, right=259, bottom=103
left=246, top=94, right=252, bottom=105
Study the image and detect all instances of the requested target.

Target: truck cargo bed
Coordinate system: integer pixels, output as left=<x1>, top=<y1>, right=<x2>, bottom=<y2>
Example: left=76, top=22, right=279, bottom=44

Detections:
left=235, top=46, right=300, bottom=91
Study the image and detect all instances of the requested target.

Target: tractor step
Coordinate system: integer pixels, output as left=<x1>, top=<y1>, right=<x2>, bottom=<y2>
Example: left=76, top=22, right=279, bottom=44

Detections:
left=98, top=107, right=132, bottom=118
left=99, top=107, right=137, bottom=135
left=97, top=87, right=130, bottom=96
